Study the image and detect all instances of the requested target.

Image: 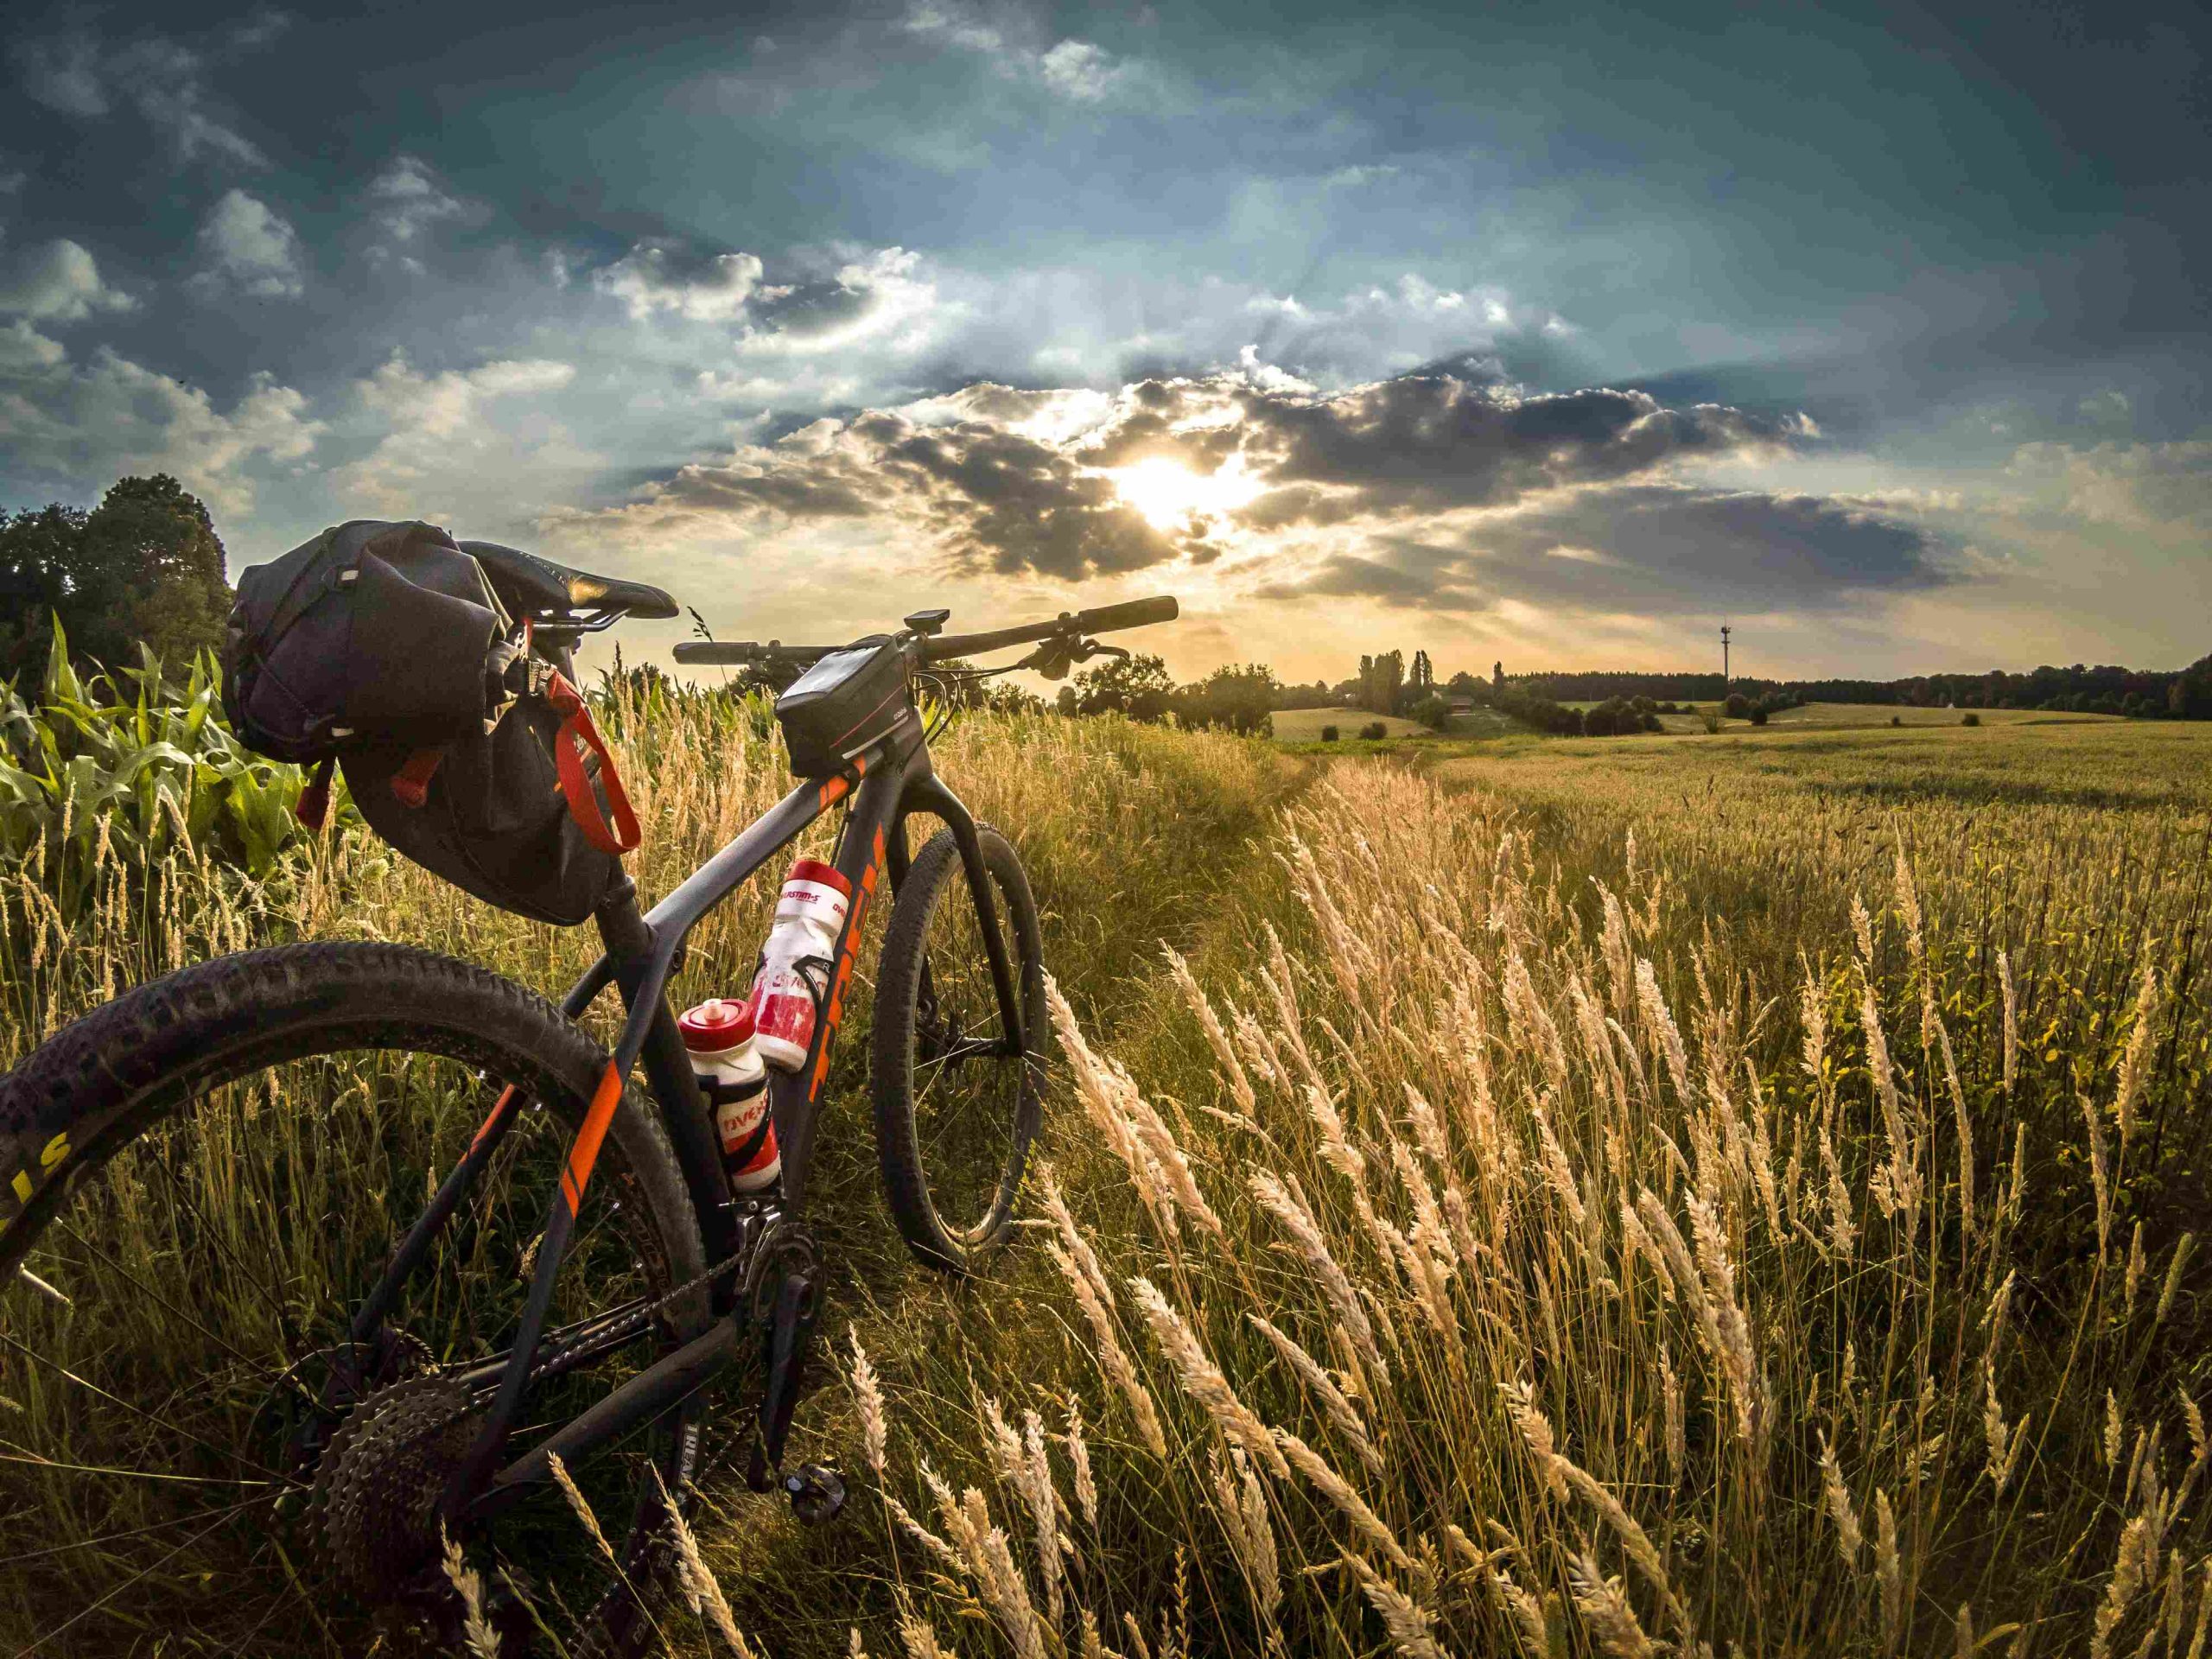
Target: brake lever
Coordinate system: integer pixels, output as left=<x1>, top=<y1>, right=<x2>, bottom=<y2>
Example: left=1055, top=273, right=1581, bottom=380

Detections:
left=1014, top=633, right=1126, bottom=682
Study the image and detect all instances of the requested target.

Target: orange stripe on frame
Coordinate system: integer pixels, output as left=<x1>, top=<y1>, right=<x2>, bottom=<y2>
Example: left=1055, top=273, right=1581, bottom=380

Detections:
left=561, top=1065, right=625, bottom=1215
left=467, top=1084, right=518, bottom=1160
left=808, top=827, right=888, bottom=1098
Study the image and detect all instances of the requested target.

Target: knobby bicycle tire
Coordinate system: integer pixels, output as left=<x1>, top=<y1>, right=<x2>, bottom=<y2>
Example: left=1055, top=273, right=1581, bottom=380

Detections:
left=0, top=941, right=709, bottom=1657
left=870, top=824, right=1048, bottom=1273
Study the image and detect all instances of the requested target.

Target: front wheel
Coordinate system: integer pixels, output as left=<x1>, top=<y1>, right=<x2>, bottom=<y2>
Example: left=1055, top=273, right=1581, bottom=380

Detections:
left=871, top=824, right=1049, bottom=1273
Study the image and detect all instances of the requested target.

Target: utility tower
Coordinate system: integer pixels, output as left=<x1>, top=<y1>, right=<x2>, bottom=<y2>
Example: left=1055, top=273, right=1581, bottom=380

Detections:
left=1720, top=621, right=1732, bottom=687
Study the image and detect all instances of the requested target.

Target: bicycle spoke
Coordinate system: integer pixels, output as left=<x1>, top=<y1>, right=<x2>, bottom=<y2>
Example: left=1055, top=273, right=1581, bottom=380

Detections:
left=50, top=1219, right=309, bottom=1405
left=0, top=1331, right=289, bottom=1484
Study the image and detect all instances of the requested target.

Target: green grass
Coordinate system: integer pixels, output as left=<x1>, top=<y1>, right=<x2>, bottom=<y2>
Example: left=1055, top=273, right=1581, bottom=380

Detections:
left=1271, top=704, right=1522, bottom=749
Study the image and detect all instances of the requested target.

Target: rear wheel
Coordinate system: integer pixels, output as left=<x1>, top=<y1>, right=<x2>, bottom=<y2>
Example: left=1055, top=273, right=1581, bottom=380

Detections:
left=870, top=824, right=1048, bottom=1273
left=0, top=943, right=710, bottom=1656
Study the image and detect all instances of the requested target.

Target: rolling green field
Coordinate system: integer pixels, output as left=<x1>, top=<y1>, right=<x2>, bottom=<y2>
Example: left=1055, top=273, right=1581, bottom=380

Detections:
left=6, top=682, right=2211, bottom=1656
left=1272, top=703, right=1522, bottom=745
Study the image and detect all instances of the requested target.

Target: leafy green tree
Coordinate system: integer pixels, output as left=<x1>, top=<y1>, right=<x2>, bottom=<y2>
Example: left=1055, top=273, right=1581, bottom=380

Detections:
left=1071, top=652, right=1176, bottom=721
left=1411, top=692, right=1452, bottom=731
left=1177, top=663, right=1278, bottom=735
left=0, top=504, right=87, bottom=679
left=2169, top=656, right=2212, bottom=719
left=0, top=475, right=233, bottom=683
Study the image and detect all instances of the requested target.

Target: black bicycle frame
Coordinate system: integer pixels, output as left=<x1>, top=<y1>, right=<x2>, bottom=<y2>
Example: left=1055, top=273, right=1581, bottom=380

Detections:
left=346, top=694, right=1028, bottom=1520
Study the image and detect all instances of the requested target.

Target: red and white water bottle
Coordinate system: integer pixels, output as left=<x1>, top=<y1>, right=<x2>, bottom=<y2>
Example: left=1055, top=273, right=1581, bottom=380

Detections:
left=677, top=998, right=780, bottom=1194
left=749, top=858, right=852, bottom=1071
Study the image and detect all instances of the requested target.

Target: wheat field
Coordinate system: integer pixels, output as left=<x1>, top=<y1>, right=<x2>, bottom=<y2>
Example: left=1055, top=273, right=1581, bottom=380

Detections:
left=5, top=683, right=2210, bottom=1656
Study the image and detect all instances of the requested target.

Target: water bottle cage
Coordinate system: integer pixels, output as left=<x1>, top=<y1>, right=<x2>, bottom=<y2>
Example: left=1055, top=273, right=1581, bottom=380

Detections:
left=753, top=950, right=839, bottom=1020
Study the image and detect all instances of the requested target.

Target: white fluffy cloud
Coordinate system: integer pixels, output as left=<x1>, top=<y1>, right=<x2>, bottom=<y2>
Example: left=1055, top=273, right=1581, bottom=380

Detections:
left=330, top=354, right=594, bottom=525
left=192, top=190, right=305, bottom=298
left=365, top=156, right=470, bottom=270
left=594, top=245, right=768, bottom=322
left=1038, top=41, right=1128, bottom=102
left=0, top=238, right=135, bottom=322
left=900, top=3, right=1142, bottom=103
left=0, top=342, right=321, bottom=513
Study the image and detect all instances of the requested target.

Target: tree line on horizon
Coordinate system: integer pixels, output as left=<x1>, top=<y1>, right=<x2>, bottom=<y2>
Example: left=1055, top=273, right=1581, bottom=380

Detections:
left=4, top=478, right=2209, bottom=725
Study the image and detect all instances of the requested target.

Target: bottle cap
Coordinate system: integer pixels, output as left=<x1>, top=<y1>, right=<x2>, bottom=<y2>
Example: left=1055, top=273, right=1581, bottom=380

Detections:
left=679, top=997, right=757, bottom=1052
left=785, top=858, right=851, bottom=895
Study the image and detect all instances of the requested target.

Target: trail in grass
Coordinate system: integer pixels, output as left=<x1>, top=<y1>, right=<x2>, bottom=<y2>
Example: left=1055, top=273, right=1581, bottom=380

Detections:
left=680, top=753, right=1318, bottom=1655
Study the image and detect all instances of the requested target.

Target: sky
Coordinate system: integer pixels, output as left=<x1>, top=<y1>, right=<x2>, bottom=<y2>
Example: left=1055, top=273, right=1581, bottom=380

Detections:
left=2, top=0, right=2207, bottom=684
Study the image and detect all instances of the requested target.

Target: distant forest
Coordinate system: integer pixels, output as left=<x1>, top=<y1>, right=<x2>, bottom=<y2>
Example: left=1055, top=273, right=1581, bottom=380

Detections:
left=1506, top=664, right=2212, bottom=718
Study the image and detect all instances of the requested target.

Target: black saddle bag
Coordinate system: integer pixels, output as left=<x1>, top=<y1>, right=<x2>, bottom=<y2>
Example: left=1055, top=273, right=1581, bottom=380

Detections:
left=223, top=519, right=639, bottom=925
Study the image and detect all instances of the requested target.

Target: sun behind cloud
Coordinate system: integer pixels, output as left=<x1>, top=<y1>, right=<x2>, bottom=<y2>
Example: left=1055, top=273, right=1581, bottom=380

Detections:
left=1097, top=455, right=1263, bottom=529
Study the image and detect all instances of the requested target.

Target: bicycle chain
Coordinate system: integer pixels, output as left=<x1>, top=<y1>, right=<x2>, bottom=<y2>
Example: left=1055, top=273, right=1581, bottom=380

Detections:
left=302, top=1209, right=792, bottom=1639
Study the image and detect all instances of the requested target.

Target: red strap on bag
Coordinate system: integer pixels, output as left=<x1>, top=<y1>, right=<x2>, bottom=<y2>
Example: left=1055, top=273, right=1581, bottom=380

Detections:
left=295, top=757, right=335, bottom=830
left=390, top=746, right=446, bottom=809
left=544, top=671, right=640, bottom=856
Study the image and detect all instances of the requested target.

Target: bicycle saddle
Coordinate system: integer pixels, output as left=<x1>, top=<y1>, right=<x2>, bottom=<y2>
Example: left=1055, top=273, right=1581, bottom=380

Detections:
left=461, top=540, right=680, bottom=622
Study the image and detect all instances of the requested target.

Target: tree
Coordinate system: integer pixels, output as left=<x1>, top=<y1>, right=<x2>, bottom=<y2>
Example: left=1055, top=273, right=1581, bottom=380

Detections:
left=0, top=503, right=87, bottom=680
left=1722, top=691, right=1751, bottom=719
left=1492, top=660, right=1503, bottom=690
left=1409, top=650, right=1433, bottom=696
left=1177, top=664, right=1278, bottom=735
left=1358, top=650, right=1404, bottom=715
left=0, top=475, right=232, bottom=683
left=1070, top=652, right=1175, bottom=721
left=2170, top=656, right=2212, bottom=719
left=1410, top=692, right=1452, bottom=731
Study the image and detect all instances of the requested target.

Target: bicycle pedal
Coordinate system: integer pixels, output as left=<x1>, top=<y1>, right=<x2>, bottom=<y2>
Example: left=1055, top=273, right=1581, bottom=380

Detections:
left=783, top=1462, right=845, bottom=1526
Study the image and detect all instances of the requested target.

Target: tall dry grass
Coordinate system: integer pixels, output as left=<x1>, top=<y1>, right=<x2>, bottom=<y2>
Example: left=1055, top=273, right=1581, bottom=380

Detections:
left=816, top=753, right=2211, bottom=1657
left=0, top=685, right=1300, bottom=1656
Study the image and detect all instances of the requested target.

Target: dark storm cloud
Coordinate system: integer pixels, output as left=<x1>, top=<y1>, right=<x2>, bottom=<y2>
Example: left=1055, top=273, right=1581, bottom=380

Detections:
left=1262, top=486, right=1956, bottom=615
left=1225, top=376, right=1808, bottom=522
left=603, top=407, right=1189, bottom=581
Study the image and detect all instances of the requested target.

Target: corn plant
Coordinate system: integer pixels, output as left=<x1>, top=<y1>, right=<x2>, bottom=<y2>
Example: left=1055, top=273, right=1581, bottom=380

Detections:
left=0, top=615, right=328, bottom=918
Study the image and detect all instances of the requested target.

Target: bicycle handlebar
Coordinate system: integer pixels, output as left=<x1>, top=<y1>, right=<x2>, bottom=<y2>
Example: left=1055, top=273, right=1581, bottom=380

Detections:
left=921, top=594, right=1178, bottom=662
left=671, top=595, right=1179, bottom=668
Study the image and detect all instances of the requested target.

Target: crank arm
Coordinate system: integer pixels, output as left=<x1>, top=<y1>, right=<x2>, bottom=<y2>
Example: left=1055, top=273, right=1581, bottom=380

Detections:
left=746, top=1270, right=820, bottom=1491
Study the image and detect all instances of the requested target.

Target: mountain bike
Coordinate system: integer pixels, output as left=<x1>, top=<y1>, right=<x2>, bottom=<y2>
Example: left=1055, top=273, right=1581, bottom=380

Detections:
left=0, top=572, right=1178, bottom=1656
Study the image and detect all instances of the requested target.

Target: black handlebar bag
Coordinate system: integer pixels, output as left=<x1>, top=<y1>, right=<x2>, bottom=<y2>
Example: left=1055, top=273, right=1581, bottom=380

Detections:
left=223, top=518, right=639, bottom=926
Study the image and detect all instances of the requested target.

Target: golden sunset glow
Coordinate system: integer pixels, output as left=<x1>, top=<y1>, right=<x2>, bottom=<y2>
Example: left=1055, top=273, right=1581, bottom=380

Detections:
left=1099, top=456, right=1264, bottom=529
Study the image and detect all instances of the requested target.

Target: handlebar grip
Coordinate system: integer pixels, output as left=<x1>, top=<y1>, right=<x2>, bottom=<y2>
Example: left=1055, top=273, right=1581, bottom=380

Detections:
left=1076, top=595, right=1179, bottom=634
left=672, top=643, right=759, bottom=664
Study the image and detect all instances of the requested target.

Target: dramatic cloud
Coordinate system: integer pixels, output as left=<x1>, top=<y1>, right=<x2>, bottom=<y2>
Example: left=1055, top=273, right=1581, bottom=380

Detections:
left=0, top=239, right=134, bottom=321
left=0, top=344, right=319, bottom=513
left=1262, top=486, right=1955, bottom=615
left=551, top=367, right=1821, bottom=588
left=15, top=22, right=274, bottom=167
left=560, top=407, right=1184, bottom=581
left=191, top=190, right=305, bottom=298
